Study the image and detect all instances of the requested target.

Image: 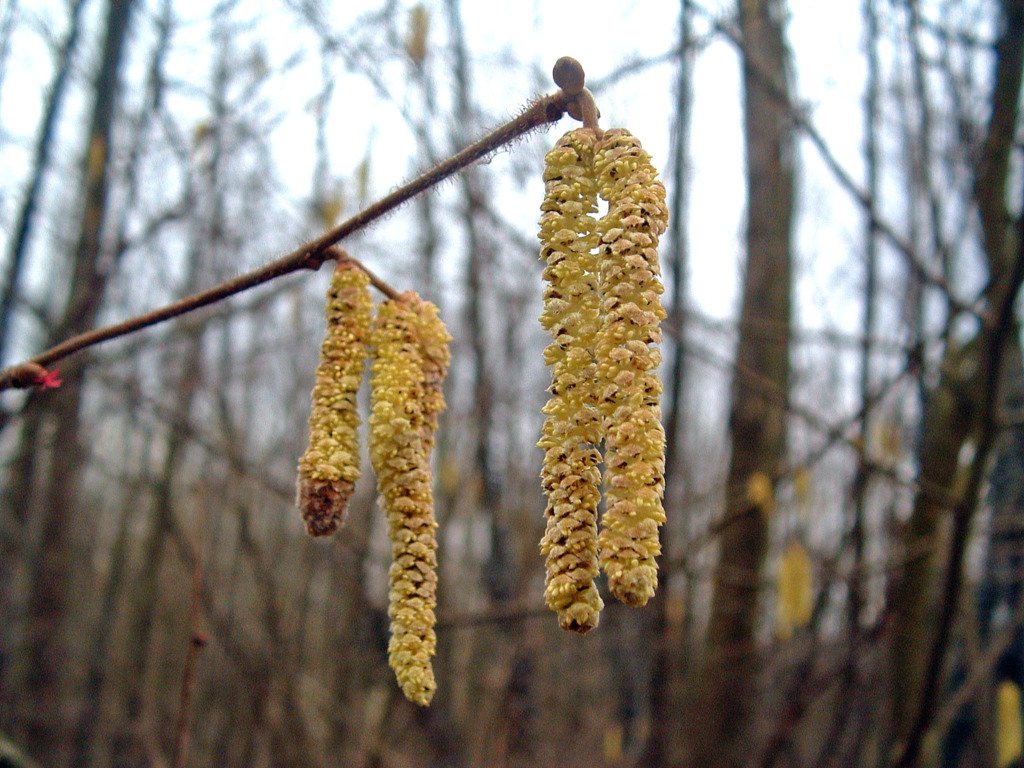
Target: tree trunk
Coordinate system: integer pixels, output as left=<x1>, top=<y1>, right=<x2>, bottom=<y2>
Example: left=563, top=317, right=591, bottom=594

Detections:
left=684, top=1, right=794, bottom=765
left=643, top=1, right=694, bottom=764
left=15, top=1, right=137, bottom=762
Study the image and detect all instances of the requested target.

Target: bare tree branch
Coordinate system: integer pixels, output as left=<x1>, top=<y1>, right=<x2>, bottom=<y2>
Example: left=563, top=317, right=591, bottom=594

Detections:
left=0, top=88, right=574, bottom=390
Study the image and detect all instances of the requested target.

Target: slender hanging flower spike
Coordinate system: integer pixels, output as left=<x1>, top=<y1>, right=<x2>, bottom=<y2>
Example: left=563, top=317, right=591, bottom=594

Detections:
left=410, top=294, right=452, bottom=451
left=593, top=128, right=670, bottom=607
left=777, top=540, right=813, bottom=640
left=296, top=260, right=373, bottom=537
left=369, top=292, right=450, bottom=706
left=537, top=128, right=605, bottom=633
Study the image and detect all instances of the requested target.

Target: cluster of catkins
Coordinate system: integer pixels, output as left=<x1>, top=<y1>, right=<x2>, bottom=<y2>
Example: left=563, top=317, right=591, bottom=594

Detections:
left=294, top=120, right=664, bottom=700
left=296, top=261, right=450, bottom=706
left=538, top=127, right=669, bottom=633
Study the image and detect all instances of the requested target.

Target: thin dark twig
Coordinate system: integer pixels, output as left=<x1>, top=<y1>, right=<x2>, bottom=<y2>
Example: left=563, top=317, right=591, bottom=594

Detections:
left=436, top=602, right=551, bottom=630
left=0, top=90, right=571, bottom=391
left=172, top=552, right=207, bottom=768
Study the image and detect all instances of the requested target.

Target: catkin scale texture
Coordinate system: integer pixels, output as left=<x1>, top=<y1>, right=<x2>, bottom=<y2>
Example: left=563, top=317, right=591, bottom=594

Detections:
left=296, top=261, right=373, bottom=537
left=593, top=129, right=670, bottom=607
left=537, top=129, right=604, bottom=633
left=369, top=293, right=450, bottom=706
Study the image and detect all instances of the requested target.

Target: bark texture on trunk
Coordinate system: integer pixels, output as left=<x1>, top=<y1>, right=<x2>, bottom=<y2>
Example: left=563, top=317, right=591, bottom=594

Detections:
left=684, top=1, right=795, bottom=766
left=14, top=0, right=137, bottom=760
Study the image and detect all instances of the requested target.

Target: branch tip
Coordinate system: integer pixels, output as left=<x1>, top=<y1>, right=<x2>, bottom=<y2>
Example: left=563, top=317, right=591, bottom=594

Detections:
left=552, top=56, right=586, bottom=96
left=551, top=57, right=601, bottom=136
left=0, top=362, right=62, bottom=391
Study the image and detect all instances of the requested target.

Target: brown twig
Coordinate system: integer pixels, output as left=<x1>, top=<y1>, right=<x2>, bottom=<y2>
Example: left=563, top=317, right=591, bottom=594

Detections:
left=171, top=552, right=207, bottom=768
left=327, top=246, right=402, bottom=301
left=573, top=88, right=603, bottom=138
left=0, top=88, right=574, bottom=391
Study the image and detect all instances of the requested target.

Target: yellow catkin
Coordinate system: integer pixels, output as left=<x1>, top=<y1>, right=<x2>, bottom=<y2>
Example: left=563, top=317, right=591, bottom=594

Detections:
left=998, top=679, right=1023, bottom=768
left=746, top=472, right=775, bottom=515
left=777, top=541, right=813, bottom=640
left=593, top=128, right=669, bottom=607
left=296, top=261, right=373, bottom=537
left=537, top=128, right=605, bottom=633
left=405, top=3, right=429, bottom=66
left=369, top=293, right=450, bottom=706
left=411, top=294, right=452, bottom=449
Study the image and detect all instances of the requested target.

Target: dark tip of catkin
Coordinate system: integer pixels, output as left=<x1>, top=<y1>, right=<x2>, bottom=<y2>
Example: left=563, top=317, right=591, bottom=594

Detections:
left=296, top=476, right=353, bottom=536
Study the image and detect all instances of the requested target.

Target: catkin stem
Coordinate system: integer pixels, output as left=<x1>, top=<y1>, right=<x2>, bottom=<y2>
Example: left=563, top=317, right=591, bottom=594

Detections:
left=328, top=247, right=402, bottom=301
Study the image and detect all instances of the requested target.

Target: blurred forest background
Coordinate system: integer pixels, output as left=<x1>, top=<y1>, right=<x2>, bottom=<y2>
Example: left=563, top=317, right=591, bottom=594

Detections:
left=0, top=0, right=1022, bottom=766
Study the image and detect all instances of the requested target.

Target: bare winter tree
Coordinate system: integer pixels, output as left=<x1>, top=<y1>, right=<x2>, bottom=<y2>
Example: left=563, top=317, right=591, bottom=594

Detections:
left=682, top=1, right=795, bottom=766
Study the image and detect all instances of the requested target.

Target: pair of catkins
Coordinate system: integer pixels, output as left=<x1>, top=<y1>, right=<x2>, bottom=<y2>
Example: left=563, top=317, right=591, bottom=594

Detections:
left=538, top=127, right=670, bottom=633
left=296, top=263, right=450, bottom=707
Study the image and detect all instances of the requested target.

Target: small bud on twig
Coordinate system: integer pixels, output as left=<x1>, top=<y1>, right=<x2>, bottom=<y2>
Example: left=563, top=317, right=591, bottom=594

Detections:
left=552, top=56, right=586, bottom=96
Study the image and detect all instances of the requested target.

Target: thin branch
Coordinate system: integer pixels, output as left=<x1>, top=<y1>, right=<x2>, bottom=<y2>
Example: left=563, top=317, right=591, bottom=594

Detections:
left=436, top=602, right=551, bottom=630
left=327, top=246, right=401, bottom=301
left=0, top=88, right=573, bottom=391
left=171, top=554, right=207, bottom=768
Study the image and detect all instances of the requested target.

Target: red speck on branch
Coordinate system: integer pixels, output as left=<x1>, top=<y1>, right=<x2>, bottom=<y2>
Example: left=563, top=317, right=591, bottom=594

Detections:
left=35, top=368, right=62, bottom=389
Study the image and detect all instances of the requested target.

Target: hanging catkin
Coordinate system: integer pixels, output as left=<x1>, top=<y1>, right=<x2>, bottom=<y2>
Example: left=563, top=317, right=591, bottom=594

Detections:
left=593, top=128, right=670, bottom=607
left=776, top=541, right=812, bottom=640
left=412, top=295, right=451, bottom=450
left=537, top=128, right=605, bottom=633
left=369, top=292, right=449, bottom=706
left=296, top=260, right=373, bottom=537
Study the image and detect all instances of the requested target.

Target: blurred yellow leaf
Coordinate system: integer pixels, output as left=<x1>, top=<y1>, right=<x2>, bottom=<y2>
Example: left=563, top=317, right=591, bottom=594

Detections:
left=746, top=472, right=774, bottom=515
left=777, top=541, right=812, bottom=640
left=405, top=4, right=430, bottom=66
left=314, top=191, right=345, bottom=229
left=192, top=120, right=213, bottom=147
left=603, top=724, right=623, bottom=764
left=793, top=467, right=811, bottom=507
left=86, top=136, right=107, bottom=180
left=998, top=679, right=1023, bottom=768
left=875, top=418, right=902, bottom=460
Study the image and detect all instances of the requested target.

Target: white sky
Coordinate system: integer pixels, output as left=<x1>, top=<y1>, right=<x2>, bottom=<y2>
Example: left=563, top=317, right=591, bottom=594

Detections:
left=0, top=0, right=985, bottom=412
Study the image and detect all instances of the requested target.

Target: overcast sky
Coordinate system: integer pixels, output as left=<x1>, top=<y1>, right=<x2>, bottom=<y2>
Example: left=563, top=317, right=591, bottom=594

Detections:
left=0, top=0, right=989, bottom=411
